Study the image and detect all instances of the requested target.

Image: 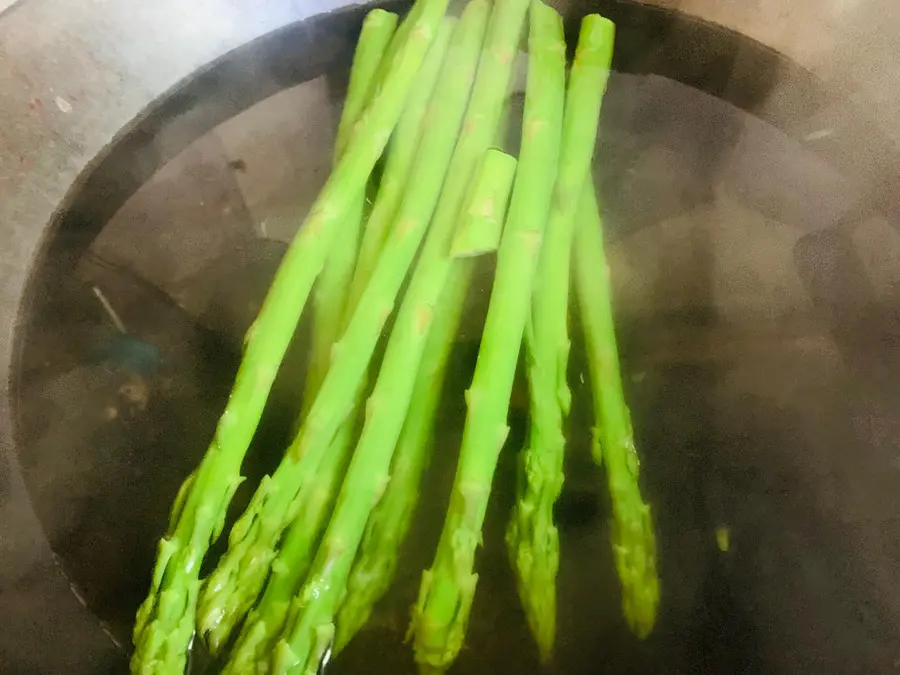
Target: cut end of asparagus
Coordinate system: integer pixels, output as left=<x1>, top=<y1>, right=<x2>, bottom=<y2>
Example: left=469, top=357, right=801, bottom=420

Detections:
left=529, top=0, right=565, bottom=53
left=450, top=148, right=518, bottom=258
left=334, top=9, right=400, bottom=158
left=576, top=14, right=616, bottom=68
left=362, top=8, right=399, bottom=32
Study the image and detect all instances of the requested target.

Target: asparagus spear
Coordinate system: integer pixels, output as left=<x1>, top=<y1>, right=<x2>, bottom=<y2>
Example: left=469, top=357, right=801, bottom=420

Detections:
left=306, top=3, right=430, bottom=410
left=335, top=130, right=521, bottom=651
left=334, top=269, right=469, bottom=652
left=270, top=0, right=532, bottom=658
left=217, top=434, right=349, bottom=675
left=215, top=19, right=459, bottom=672
left=196, top=0, right=474, bottom=647
left=199, top=15, right=452, bottom=654
left=310, top=0, right=429, bottom=400
left=334, top=11, right=400, bottom=158
left=328, top=0, right=529, bottom=657
left=503, top=13, right=614, bottom=661
left=337, top=65, right=532, bottom=648
left=303, top=10, right=399, bottom=416
left=296, top=14, right=459, bottom=584
left=364, top=0, right=427, bottom=110
left=303, top=1, right=458, bottom=592
left=409, top=4, right=565, bottom=670
left=200, top=15, right=400, bottom=654
left=345, top=9, right=450, bottom=316
left=129, top=2, right=448, bottom=672
left=573, top=184, right=659, bottom=637
left=273, top=147, right=516, bottom=675
left=450, top=154, right=514, bottom=257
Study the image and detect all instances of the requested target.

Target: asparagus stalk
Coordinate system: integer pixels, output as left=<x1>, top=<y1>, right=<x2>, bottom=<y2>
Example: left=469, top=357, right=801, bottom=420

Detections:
left=195, top=0, right=474, bottom=648
left=306, top=200, right=362, bottom=404
left=201, top=15, right=399, bottom=653
left=329, top=0, right=530, bottom=658
left=335, top=16, right=527, bottom=647
left=338, top=81, right=528, bottom=644
left=215, top=19, right=459, bottom=672
left=409, top=4, right=565, bottom=670
left=449, top=154, right=514, bottom=257
left=273, top=147, right=516, bottom=675
left=345, top=9, right=450, bottom=316
left=503, top=13, right=614, bottom=661
left=334, top=11, right=400, bottom=158
left=573, top=184, right=659, bottom=637
left=200, top=15, right=453, bottom=655
left=303, top=10, right=399, bottom=415
left=218, top=436, right=349, bottom=675
left=270, top=0, right=533, bottom=658
left=306, top=4, right=426, bottom=412
left=334, top=268, right=469, bottom=651
left=364, top=0, right=427, bottom=110
left=303, top=12, right=459, bottom=545
left=130, top=1, right=448, bottom=671
left=335, top=129, right=522, bottom=651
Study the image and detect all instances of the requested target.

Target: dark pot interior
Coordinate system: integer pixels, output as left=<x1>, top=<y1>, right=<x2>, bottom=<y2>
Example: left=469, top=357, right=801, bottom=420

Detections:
left=9, top=1, right=900, bottom=673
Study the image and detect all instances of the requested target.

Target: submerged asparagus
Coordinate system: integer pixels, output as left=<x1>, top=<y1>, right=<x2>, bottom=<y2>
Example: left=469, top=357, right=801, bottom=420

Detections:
left=334, top=269, right=468, bottom=651
left=130, top=2, right=448, bottom=671
left=273, top=147, right=515, bottom=675
left=504, top=12, right=614, bottom=661
left=215, top=18, right=459, bottom=673
left=303, top=10, right=399, bottom=419
left=346, top=10, right=451, bottom=315
left=573, top=184, right=659, bottom=637
left=409, top=4, right=565, bottom=670
left=196, top=12, right=400, bottom=653
left=290, top=20, right=458, bottom=612
left=335, top=143, right=520, bottom=652
left=450, top=152, right=515, bottom=257
left=195, top=0, right=475, bottom=647
left=334, top=12, right=400, bottom=158
left=280, top=0, right=531, bottom=659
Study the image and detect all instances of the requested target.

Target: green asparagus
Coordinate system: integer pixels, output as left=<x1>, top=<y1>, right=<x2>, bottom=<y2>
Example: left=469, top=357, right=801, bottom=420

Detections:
left=131, top=1, right=447, bottom=670
left=450, top=152, right=515, bottom=257
left=195, top=0, right=476, bottom=647
left=335, top=142, right=520, bottom=653
left=334, top=269, right=469, bottom=652
left=410, top=4, right=565, bottom=670
left=303, top=10, right=399, bottom=418
left=503, top=12, right=614, bottom=661
left=214, top=18, right=459, bottom=672
left=197, top=14, right=400, bottom=655
left=217, top=434, right=349, bottom=675
left=334, top=11, right=400, bottom=158
left=273, top=147, right=515, bottom=675
left=306, top=3, right=428, bottom=411
left=573, top=184, right=659, bottom=637
left=346, top=10, right=451, bottom=315
left=336, top=0, right=533, bottom=656
left=303, top=14, right=458, bottom=559
left=269, top=0, right=534, bottom=657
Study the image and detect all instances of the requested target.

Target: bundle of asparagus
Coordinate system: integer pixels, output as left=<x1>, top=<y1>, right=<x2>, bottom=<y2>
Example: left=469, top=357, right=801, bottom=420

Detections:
left=131, top=0, right=659, bottom=673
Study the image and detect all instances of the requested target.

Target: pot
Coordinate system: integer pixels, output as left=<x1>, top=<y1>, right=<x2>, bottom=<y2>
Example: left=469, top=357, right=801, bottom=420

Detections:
left=1, top=1, right=899, bottom=673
